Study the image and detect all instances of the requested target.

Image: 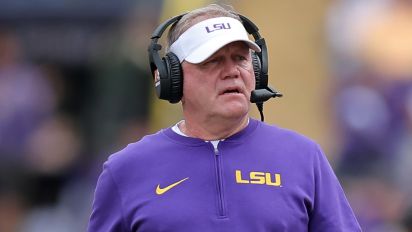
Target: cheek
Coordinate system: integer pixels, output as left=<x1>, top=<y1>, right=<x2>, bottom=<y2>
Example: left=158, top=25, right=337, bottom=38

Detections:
left=249, top=71, right=256, bottom=90
left=239, top=68, right=255, bottom=102
left=242, top=66, right=256, bottom=90
left=182, top=76, right=194, bottom=102
left=182, top=69, right=209, bottom=102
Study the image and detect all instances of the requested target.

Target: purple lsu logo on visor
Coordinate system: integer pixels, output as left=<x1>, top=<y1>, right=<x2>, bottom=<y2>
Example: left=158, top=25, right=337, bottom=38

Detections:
left=205, top=23, right=231, bottom=33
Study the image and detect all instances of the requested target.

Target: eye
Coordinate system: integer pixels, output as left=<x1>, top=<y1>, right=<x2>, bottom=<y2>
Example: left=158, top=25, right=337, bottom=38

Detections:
left=236, top=56, right=247, bottom=64
left=234, top=54, right=248, bottom=61
left=239, top=56, right=247, bottom=60
left=202, top=57, right=220, bottom=66
left=208, top=58, right=220, bottom=63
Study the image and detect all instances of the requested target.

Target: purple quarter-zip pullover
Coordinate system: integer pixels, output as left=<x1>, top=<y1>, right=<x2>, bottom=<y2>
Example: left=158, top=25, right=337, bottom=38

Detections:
left=88, top=119, right=361, bottom=232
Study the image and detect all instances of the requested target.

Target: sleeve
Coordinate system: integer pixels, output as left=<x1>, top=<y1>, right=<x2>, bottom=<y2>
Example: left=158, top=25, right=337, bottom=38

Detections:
left=88, top=163, right=128, bottom=232
left=308, top=146, right=362, bottom=232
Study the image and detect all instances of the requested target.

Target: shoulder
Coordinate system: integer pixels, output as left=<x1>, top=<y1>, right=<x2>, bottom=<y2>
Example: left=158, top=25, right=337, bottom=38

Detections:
left=247, top=120, right=327, bottom=166
left=104, top=129, right=170, bottom=170
left=254, top=120, right=320, bottom=150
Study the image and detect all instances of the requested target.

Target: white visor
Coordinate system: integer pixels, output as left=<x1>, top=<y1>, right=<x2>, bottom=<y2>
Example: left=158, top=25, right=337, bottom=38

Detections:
left=169, top=17, right=261, bottom=64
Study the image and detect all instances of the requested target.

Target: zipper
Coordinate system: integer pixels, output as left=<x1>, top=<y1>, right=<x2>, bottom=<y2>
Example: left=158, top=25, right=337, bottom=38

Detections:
left=211, top=141, right=227, bottom=218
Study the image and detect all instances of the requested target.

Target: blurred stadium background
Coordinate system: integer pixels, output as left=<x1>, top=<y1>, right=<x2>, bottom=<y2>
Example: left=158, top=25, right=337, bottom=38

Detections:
left=1, top=0, right=412, bottom=231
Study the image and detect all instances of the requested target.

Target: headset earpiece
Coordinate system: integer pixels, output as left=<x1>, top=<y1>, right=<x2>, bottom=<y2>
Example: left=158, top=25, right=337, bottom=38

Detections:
left=163, top=53, right=183, bottom=103
left=251, top=52, right=262, bottom=89
left=148, top=14, right=185, bottom=103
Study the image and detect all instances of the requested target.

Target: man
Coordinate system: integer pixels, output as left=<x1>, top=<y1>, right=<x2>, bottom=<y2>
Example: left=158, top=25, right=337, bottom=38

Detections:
left=88, top=4, right=362, bottom=231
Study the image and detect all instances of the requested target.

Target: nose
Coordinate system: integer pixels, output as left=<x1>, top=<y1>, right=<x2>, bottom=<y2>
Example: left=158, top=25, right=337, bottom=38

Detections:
left=221, top=59, right=240, bottom=79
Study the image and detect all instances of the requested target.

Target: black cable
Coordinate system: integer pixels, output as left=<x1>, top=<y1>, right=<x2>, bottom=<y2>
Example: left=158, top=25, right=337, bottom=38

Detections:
left=256, top=103, right=264, bottom=122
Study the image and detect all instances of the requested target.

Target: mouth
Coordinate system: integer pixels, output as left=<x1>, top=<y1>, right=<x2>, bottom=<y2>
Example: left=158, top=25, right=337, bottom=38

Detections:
left=220, top=87, right=243, bottom=95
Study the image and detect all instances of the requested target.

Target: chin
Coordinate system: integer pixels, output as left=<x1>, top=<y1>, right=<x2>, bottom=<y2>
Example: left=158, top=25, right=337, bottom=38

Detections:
left=220, top=103, right=249, bottom=119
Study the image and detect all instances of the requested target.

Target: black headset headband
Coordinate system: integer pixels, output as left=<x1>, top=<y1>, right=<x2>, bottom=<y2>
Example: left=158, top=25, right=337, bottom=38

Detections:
left=148, top=14, right=184, bottom=79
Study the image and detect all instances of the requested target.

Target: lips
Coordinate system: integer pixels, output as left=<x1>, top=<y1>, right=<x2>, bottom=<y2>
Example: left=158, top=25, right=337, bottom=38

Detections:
left=220, top=86, right=243, bottom=95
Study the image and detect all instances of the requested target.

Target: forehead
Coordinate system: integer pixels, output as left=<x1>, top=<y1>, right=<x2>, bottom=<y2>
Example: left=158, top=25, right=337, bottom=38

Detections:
left=182, top=41, right=250, bottom=67
left=211, top=41, right=250, bottom=55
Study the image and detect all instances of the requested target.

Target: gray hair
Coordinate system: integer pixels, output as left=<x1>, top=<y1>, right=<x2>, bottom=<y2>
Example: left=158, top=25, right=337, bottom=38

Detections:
left=167, top=4, right=241, bottom=50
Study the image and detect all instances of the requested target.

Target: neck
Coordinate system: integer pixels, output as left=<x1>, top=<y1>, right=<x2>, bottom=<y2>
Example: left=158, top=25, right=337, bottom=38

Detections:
left=179, top=115, right=249, bottom=140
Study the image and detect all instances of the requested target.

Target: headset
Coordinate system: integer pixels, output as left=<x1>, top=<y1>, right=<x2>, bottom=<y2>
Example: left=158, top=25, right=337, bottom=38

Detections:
left=148, top=13, right=282, bottom=121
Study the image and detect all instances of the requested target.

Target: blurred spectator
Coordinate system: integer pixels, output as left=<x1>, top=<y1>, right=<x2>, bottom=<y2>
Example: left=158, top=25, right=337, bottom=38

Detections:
left=0, top=27, right=57, bottom=231
left=0, top=28, right=56, bottom=162
left=89, top=4, right=156, bottom=161
left=0, top=28, right=86, bottom=232
left=0, top=1, right=162, bottom=231
left=327, top=0, right=412, bottom=231
left=91, top=54, right=151, bottom=160
left=25, top=115, right=82, bottom=175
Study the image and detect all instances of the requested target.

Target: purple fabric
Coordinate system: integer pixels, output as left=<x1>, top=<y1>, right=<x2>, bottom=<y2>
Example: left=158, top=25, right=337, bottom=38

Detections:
left=88, top=119, right=361, bottom=232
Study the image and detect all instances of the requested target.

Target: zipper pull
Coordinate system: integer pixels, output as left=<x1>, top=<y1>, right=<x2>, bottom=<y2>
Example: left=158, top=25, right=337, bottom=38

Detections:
left=214, top=146, right=219, bottom=155
left=210, top=141, right=220, bottom=155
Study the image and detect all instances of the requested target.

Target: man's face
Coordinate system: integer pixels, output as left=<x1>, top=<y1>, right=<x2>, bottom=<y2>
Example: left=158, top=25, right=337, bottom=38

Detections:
left=181, top=41, right=255, bottom=120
